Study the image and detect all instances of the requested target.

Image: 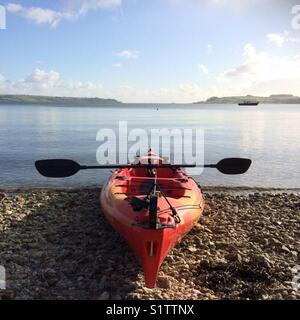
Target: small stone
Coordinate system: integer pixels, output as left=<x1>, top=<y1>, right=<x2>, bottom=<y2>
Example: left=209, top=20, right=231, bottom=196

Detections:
left=290, top=251, right=298, bottom=257
left=200, top=217, right=210, bottom=225
left=204, top=293, right=218, bottom=300
left=157, top=276, right=172, bottom=289
left=225, top=252, right=242, bottom=263
left=281, top=245, right=290, bottom=253
left=43, top=268, right=59, bottom=286
left=200, top=259, right=210, bottom=268
left=187, top=246, right=197, bottom=253
left=192, top=289, right=201, bottom=295
left=216, top=258, right=227, bottom=265
left=250, top=254, right=271, bottom=268
left=193, top=223, right=203, bottom=231
left=98, top=291, right=110, bottom=300
left=270, top=238, right=282, bottom=246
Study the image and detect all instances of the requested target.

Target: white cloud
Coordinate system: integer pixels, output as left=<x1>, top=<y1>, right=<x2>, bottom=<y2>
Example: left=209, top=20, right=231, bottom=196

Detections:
left=243, top=43, right=256, bottom=60
left=6, top=3, right=22, bottom=13
left=115, top=50, right=140, bottom=59
left=111, top=82, right=251, bottom=103
left=6, top=1, right=122, bottom=26
left=78, top=0, right=122, bottom=15
left=211, top=0, right=247, bottom=3
left=170, top=0, right=268, bottom=6
left=112, top=63, right=122, bottom=68
left=208, top=0, right=270, bottom=8
left=64, top=79, right=103, bottom=92
left=0, top=74, right=6, bottom=82
left=248, top=78, right=300, bottom=96
left=215, top=43, right=300, bottom=99
left=25, top=8, right=64, bottom=27
left=0, top=74, right=7, bottom=89
left=112, top=83, right=208, bottom=103
left=25, top=69, right=60, bottom=89
left=267, top=31, right=300, bottom=47
left=218, top=43, right=269, bottom=80
left=197, top=64, right=209, bottom=75
left=6, top=3, right=72, bottom=26
left=178, top=84, right=203, bottom=96
left=0, top=69, right=104, bottom=97
left=294, top=52, right=300, bottom=60
left=0, top=71, right=211, bottom=102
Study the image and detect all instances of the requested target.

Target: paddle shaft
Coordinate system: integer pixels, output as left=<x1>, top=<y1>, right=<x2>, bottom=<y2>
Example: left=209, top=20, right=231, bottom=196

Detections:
left=79, top=164, right=215, bottom=170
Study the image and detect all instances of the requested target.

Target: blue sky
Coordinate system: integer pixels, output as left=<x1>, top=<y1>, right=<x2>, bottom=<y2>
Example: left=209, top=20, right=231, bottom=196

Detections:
left=0, top=0, right=300, bottom=102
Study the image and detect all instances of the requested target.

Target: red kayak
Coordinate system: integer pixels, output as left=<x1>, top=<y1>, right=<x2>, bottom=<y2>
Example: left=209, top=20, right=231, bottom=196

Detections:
left=100, top=150, right=205, bottom=288
left=35, top=150, right=251, bottom=288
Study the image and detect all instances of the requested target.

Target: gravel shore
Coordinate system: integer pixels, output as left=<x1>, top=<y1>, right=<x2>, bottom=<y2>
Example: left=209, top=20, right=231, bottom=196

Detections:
left=0, top=188, right=299, bottom=300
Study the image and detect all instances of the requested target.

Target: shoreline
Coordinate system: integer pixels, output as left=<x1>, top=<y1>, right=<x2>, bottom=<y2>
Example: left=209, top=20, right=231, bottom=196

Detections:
left=1, top=186, right=300, bottom=194
left=0, top=189, right=299, bottom=300
left=1, top=93, right=300, bottom=106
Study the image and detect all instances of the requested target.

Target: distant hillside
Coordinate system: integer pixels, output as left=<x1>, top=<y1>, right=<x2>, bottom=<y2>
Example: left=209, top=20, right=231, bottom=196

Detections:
left=194, top=94, right=300, bottom=104
left=0, top=95, right=122, bottom=106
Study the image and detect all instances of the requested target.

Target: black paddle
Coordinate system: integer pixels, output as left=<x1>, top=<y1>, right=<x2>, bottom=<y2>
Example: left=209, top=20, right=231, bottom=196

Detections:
left=35, top=158, right=251, bottom=178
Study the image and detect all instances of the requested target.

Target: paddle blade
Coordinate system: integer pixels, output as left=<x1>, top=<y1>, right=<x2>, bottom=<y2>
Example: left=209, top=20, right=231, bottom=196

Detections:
left=216, top=158, right=252, bottom=175
left=35, top=159, right=81, bottom=178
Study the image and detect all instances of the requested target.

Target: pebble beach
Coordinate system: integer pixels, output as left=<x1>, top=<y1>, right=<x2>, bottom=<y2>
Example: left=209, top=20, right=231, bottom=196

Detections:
left=0, top=188, right=299, bottom=300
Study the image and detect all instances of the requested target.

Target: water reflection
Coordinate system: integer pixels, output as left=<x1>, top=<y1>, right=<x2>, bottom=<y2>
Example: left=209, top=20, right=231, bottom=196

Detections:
left=0, top=104, right=299, bottom=188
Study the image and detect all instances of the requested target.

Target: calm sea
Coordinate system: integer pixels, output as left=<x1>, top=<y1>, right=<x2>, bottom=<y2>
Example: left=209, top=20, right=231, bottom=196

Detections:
left=0, top=104, right=299, bottom=189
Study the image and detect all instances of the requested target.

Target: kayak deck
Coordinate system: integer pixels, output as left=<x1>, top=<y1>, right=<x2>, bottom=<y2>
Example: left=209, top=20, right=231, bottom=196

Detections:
left=100, top=166, right=205, bottom=288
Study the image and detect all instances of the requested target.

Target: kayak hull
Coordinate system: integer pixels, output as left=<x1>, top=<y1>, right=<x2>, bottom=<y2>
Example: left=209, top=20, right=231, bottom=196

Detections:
left=100, top=164, right=205, bottom=288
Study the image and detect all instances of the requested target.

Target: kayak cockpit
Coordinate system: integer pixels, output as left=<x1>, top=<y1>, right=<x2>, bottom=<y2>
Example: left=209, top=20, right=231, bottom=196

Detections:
left=114, top=167, right=190, bottom=199
left=110, top=166, right=193, bottom=230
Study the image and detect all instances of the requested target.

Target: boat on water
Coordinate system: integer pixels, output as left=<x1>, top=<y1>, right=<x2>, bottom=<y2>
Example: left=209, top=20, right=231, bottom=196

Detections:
left=35, top=149, right=251, bottom=288
left=238, top=101, right=259, bottom=106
